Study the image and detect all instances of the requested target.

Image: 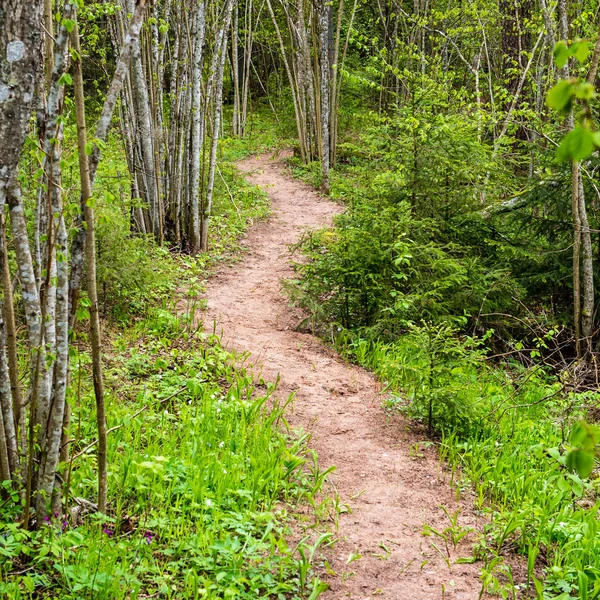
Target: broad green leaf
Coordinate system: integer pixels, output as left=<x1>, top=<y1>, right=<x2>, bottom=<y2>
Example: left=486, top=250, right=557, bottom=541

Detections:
left=553, top=41, right=570, bottom=68
left=62, top=18, right=76, bottom=33
left=58, top=73, right=73, bottom=86
left=575, top=82, right=596, bottom=100
left=566, top=473, right=584, bottom=497
left=571, top=421, right=600, bottom=450
left=571, top=421, right=589, bottom=446
left=547, top=80, right=574, bottom=113
left=547, top=447, right=562, bottom=462
left=566, top=449, right=595, bottom=479
left=556, top=475, right=570, bottom=493
left=573, top=41, right=590, bottom=64
left=556, top=127, right=596, bottom=162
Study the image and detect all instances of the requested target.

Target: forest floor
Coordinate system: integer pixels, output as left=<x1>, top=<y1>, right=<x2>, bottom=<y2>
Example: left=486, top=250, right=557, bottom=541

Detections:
left=204, top=153, right=487, bottom=599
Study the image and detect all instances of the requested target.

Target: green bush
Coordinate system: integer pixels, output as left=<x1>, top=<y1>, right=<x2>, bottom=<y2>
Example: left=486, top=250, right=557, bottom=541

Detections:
left=338, top=324, right=488, bottom=435
left=289, top=199, right=515, bottom=338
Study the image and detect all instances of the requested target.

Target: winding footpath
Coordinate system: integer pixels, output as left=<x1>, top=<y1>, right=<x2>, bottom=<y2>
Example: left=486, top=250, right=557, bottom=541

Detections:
left=205, top=153, right=484, bottom=599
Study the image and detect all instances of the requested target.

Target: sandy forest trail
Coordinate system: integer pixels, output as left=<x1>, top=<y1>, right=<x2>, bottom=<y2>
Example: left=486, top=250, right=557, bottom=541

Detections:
left=205, top=153, right=484, bottom=599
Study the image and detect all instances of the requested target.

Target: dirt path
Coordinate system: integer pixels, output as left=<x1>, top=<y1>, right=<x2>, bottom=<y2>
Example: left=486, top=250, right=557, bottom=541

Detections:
left=205, top=153, right=484, bottom=599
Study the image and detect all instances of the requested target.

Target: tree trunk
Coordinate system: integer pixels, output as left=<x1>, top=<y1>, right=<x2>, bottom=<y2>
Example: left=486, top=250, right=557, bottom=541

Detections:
left=71, top=13, right=109, bottom=515
left=190, top=0, right=207, bottom=254
left=319, top=0, right=331, bottom=194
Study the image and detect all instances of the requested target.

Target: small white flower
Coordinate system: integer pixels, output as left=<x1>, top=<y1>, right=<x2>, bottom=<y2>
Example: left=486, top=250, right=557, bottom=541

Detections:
left=219, top=441, right=225, bottom=448
left=164, top=410, right=169, bottom=415
left=205, top=499, right=212, bottom=507
left=223, top=469, right=227, bottom=474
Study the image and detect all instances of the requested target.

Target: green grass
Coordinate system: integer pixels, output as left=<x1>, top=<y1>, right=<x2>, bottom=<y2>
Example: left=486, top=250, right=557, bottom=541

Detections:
left=0, top=311, right=331, bottom=598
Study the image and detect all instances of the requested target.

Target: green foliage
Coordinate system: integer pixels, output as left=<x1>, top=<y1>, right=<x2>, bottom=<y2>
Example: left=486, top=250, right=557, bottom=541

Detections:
left=96, top=210, right=173, bottom=319
left=552, top=40, right=590, bottom=71
left=338, top=325, right=488, bottom=435
left=392, top=322, right=487, bottom=434
left=547, top=40, right=600, bottom=162
left=441, top=399, right=600, bottom=600
left=288, top=107, right=517, bottom=338
left=556, top=127, right=600, bottom=162
left=566, top=421, right=600, bottom=478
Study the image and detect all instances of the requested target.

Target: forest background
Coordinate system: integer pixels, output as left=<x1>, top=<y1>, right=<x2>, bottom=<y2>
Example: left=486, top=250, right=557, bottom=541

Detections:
left=1, top=0, right=600, bottom=598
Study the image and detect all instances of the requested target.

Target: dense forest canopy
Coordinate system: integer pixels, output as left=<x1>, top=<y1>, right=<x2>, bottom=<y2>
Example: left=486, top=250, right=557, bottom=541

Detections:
left=1, top=0, right=600, bottom=597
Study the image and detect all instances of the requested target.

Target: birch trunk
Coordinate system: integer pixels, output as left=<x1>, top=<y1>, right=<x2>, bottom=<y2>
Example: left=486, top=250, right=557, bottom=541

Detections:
left=319, top=0, right=331, bottom=194
left=130, top=19, right=160, bottom=238
left=232, top=4, right=240, bottom=136
left=32, top=2, right=75, bottom=519
left=71, top=15, right=109, bottom=514
left=240, top=0, right=255, bottom=135
left=0, top=313, right=14, bottom=483
left=577, top=28, right=600, bottom=356
left=1, top=219, right=24, bottom=457
left=0, top=221, right=18, bottom=480
left=579, top=174, right=594, bottom=356
left=572, top=162, right=582, bottom=357
left=190, top=0, right=207, bottom=254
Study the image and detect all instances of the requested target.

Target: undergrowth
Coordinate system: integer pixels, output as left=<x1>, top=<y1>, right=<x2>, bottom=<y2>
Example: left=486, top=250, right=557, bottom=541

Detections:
left=1, top=309, right=331, bottom=598
left=338, top=333, right=600, bottom=599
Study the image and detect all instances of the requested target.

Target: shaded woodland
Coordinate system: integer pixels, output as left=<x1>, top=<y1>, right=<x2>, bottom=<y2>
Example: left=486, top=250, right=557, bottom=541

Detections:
left=1, top=0, right=600, bottom=597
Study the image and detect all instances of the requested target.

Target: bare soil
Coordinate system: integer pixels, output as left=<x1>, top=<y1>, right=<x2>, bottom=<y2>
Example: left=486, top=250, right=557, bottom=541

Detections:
left=204, top=153, right=485, bottom=599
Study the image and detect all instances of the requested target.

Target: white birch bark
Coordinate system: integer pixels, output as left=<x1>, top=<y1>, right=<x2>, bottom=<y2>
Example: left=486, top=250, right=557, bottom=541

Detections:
left=240, top=0, right=255, bottom=135
left=129, top=7, right=159, bottom=238
left=31, top=2, right=74, bottom=518
left=0, top=314, right=15, bottom=481
left=0, top=225, right=19, bottom=479
left=319, top=0, right=331, bottom=193
left=190, top=0, right=207, bottom=254
left=232, top=3, right=240, bottom=136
